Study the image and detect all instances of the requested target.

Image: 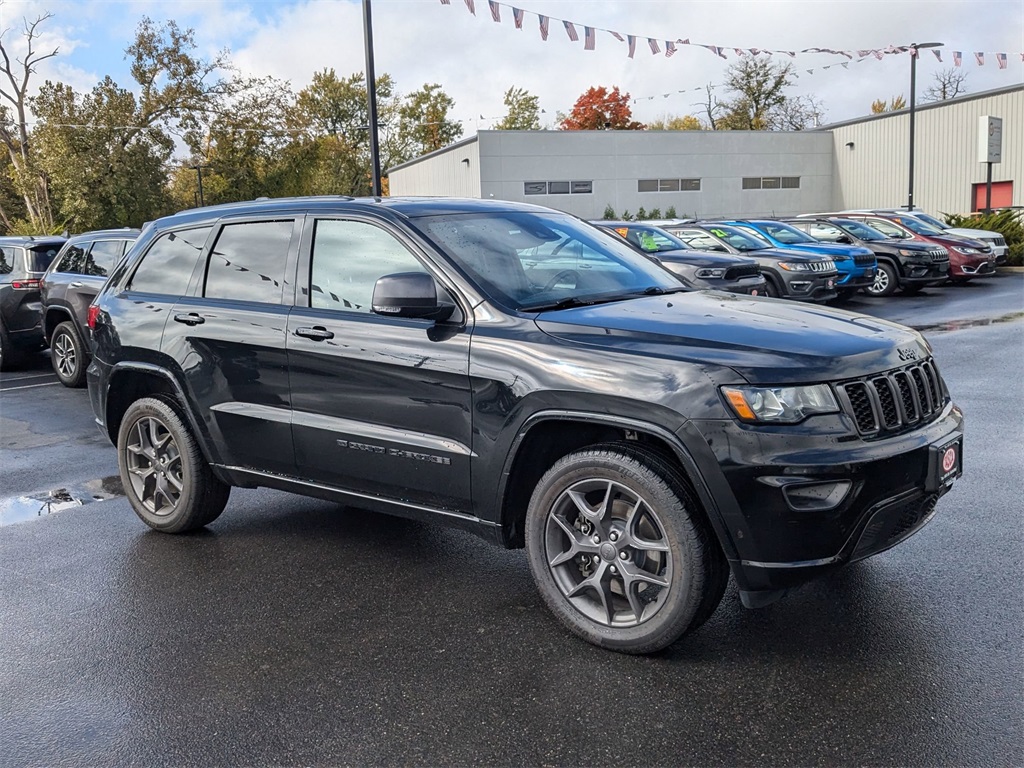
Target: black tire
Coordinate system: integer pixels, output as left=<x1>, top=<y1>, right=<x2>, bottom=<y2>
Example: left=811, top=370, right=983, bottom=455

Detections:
left=0, top=320, right=24, bottom=371
left=865, top=261, right=898, bottom=297
left=525, top=443, right=728, bottom=654
left=50, top=321, right=88, bottom=388
left=117, top=396, right=230, bottom=533
left=763, top=276, right=782, bottom=298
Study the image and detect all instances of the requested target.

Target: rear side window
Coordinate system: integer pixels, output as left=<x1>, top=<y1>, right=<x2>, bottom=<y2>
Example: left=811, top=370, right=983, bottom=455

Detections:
left=0, top=247, right=15, bottom=275
left=128, top=228, right=211, bottom=295
left=26, top=246, right=61, bottom=272
left=204, top=220, right=292, bottom=304
left=56, top=244, right=89, bottom=274
left=85, top=240, right=127, bottom=277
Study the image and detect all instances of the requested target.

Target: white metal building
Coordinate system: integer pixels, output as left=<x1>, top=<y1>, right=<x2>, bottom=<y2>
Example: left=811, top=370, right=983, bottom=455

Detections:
left=387, top=84, right=1022, bottom=219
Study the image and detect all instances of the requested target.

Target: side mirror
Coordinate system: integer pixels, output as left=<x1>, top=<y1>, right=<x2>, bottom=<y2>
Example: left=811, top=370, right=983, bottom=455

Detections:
left=372, top=272, right=455, bottom=322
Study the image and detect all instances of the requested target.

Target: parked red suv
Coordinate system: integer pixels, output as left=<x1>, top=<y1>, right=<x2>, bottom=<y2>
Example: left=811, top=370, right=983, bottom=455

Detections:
left=836, top=213, right=995, bottom=283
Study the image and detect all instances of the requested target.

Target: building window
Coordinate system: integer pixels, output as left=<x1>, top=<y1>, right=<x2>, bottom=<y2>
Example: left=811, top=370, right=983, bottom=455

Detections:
left=743, top=176, right=800, bottom=190
left=638, top=178, right=701, bottom=193
left=524, top=180, right=592, bottom=195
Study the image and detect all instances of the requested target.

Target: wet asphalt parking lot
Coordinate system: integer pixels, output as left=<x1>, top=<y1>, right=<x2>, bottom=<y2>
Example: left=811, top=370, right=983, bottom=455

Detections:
left=1, top=275, right=1022, bottom=767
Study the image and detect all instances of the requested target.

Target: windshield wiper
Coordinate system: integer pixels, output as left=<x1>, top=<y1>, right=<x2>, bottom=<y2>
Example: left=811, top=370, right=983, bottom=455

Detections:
left=524, top=286, right=689, bottom=312
left=522, top=296, right=600, bottom=312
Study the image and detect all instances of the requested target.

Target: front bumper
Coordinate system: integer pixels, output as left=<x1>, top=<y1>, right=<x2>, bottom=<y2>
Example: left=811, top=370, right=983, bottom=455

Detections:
left=781, top=272, right=838, bottom=302
left=837, top=265, right=876, bottom=290
left=952, top=258, right=997, bottom=278
left=689, top=402, right=963, bottom=597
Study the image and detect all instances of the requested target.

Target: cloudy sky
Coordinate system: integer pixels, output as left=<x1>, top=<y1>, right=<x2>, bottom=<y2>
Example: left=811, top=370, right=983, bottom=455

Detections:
left=2, top=0, right=1022, bottom=133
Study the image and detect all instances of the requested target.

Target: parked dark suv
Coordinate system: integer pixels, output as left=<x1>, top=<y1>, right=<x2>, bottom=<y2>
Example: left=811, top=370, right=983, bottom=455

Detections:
left=88, top=197, right=963, bottom=654
left=0, top=236, right=66, bottom=370
left=40, top=229, right=140, bottom=386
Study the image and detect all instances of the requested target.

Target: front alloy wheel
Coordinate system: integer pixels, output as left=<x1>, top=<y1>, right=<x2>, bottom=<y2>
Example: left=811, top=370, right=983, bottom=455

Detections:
left=544, top=478, right=673, bottom=627
left=525, top=444, right=728, bottom=654
left=125, top=415, right=185, bottom=517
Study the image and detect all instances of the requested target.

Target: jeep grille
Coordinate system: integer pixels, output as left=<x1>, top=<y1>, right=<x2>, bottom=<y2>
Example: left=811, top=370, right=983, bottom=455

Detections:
left=836, top=359, right=948, bottom=436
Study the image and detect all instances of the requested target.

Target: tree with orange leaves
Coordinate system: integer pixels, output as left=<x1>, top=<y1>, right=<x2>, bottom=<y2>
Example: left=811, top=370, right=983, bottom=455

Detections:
left=558, top=86, right=644, bottom=131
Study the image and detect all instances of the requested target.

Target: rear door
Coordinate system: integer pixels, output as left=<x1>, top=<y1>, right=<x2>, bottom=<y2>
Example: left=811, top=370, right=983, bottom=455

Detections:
left=65, top=239, right=127, bottom=330
left=286, top=214, right=473, bottom=512
left=163, top=217, right=299, bottom=475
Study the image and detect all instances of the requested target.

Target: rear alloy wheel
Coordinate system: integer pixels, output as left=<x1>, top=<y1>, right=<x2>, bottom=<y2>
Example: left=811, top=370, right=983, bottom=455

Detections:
left=51, top=321, right=88, bottom=388
left=865, top=261, right=898, bottom=297
left=525, top=444, right=727, bottom=654
left=118, top=397, right=230, bottom=533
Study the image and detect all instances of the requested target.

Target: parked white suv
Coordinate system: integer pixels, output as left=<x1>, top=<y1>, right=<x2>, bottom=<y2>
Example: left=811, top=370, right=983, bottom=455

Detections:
left=846, top=209, right=1009, bottom=263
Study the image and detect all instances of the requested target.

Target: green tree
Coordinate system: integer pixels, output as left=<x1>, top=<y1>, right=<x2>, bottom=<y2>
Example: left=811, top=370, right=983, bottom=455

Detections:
left=559, top=86, right=644, bottom=130
left=647, top=114, right=703, bottom=130
left=0, top=12, right=59, bottom=233
left=495, top=86, right=540, bottom=130
left=399, top=83, right=462, bottom=155
left=718, top=56, right=793, bottom=130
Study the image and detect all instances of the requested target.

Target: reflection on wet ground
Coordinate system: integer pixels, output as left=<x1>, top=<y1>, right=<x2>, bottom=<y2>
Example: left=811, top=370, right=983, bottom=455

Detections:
left=0, top=476, right=123, bottom=526
left=911, top=311, right=1024, bottom=334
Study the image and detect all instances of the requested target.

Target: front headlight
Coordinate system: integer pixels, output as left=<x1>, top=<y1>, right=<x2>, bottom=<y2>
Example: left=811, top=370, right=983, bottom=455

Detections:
left=898, top=248, right=923, bottom=257
left=722, top=384, right=839, bottom=424
left=778, top=261, right=811, bottom=271
left=695, top=267, right=727, bottom=279
left=952, top=247, right=979, bottom=254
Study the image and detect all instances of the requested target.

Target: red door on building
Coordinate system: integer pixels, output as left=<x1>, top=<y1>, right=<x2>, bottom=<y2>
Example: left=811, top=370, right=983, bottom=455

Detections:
left=972, top=180, right=1013, bottom=211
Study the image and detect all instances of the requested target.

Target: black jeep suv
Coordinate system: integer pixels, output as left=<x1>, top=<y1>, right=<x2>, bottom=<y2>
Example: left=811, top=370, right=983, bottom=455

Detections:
left=88, top=197, right=964, bottom=654
left=41, top=229, right=140, bottom=386
left=0, top=236, right=66, bottom=370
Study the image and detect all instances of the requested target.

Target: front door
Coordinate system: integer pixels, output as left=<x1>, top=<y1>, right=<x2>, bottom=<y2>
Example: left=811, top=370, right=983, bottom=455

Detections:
left=287, top=215, right=473, bottom=513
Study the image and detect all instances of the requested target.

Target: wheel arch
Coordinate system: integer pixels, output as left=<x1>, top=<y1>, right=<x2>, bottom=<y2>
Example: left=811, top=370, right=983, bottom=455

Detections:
left=43, top=305, right=76, bottom=344
left=103, top=362, right=222, bottom=468
left=496, top=411, right=738, bottom=563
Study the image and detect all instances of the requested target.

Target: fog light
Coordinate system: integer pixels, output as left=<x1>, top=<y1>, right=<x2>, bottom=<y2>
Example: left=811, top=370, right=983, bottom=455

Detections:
left=782, top=481, right=852, bottom=512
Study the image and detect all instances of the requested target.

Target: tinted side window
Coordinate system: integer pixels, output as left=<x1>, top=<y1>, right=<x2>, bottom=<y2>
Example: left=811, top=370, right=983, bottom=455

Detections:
left=0, top=247, right=15, bottom=275
left=310, top=220, right=426, bottom=312
left=205, top=221, right=292, bottom=304
left=129, top=228, right=211, bottom=295
left=27, top=246, right=61, bottom=272
left=86, top=240, right=126, bottom=277
left=56, top=244, right=89, bottom=274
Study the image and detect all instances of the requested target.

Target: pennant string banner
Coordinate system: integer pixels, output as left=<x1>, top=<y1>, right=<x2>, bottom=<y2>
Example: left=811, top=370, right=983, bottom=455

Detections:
left=437, top=0, right=1023, bottom=65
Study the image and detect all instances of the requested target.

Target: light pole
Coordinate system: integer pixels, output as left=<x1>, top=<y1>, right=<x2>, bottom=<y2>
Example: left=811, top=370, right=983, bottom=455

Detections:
left=363, top=0, right=382, bottom=197
left=191, top=164, right=210, bottom=207
left=906, top=41, right=943, bottom=211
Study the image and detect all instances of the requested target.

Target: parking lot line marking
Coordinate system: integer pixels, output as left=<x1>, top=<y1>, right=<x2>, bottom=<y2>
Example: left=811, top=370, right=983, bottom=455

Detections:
left=0, top=381, right=61, bottom=392
left=0, top=373, right=55, bottom=382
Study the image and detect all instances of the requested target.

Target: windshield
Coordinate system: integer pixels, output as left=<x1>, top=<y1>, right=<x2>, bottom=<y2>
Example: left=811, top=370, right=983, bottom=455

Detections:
left=913, top=212, right=949, bottom=230
left=892, top=216, right=942, bottom=235
left=755, top=222, right=819, bottom=245
left=701, top=225, right=769, bottom=252
left=614, top=225, right=691, bottom=253
left=832, top=219, right=887, bottom=241
left=413, top=211, right=682, bottom=311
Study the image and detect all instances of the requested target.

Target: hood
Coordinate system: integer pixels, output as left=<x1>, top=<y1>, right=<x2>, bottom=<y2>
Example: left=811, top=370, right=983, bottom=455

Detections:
left=654, top=249, right=754, bottom=268
left=946, top=227, right=1000, bottom=242
left=535, top=291, right=927, bottom=383
left=778, top=242, right=874, bottom=259
left=751, top=247, right=833, bottom=262
left=925, top=232, right=987, bottom=249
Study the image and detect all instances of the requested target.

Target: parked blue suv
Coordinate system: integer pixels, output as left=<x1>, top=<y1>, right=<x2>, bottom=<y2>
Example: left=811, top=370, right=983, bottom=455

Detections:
left=724, top=220, right=877, bottom=300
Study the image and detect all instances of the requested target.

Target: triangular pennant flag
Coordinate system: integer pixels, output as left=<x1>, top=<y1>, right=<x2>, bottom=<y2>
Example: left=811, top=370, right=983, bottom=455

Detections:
left=488, top=0, right=499, bottom=22
left=609, top=31, right=624, bottom=42
left=464, top=0, right=475, bottom=14
left=563, top=20, right=579, bottom=42
left=932, top=49, right=942, bottom=62
left=538, top=15, right=549, bottom=41
left=841, top=62, right=849, bottom=69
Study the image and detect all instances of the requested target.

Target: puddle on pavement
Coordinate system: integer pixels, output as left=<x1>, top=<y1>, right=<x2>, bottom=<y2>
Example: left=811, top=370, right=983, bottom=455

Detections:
left=911, top=311, right=1024, bottom=334
left=0, top=476, right=124, bottom=527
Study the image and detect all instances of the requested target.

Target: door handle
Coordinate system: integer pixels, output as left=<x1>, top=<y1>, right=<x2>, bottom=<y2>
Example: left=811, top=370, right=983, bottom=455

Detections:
left=69, top=281, right=85, bottom=288
left=294, top=326, right=334, bottom=341
left=173, top=313, right=205, bottom=326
